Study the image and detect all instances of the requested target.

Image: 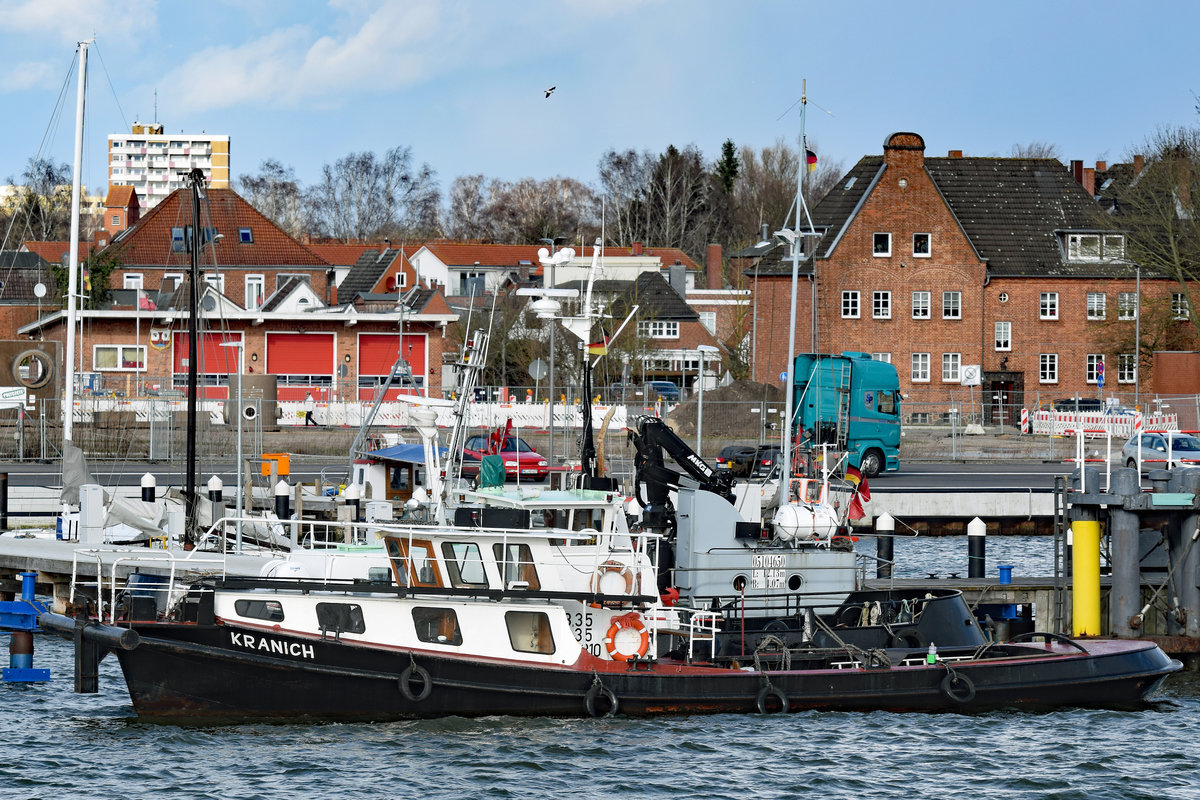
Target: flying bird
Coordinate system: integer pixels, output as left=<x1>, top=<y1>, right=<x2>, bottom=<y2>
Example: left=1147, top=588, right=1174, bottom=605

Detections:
left=544, top=86, right=556, bottom=98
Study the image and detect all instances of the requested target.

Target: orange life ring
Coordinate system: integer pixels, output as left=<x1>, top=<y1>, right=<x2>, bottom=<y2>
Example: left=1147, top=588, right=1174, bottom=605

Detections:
left=604, top=612, right=649, bottom=661
left=590, top=559, right=636, bottom=596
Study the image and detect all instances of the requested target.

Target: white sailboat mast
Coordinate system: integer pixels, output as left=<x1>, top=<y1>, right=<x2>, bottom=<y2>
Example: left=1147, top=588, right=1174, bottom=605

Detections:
left=779, top=79, right=811, bottom=490
left=63, top=40, right=89, bottom=443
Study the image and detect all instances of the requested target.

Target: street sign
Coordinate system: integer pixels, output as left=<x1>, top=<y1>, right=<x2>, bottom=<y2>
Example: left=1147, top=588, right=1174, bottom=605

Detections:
left=961, top=365, right=981, bottom=386
left=1097, top=360, right=1105, bottom=389
left=779, top=371, right=788, bottom=383
left=528, top=359, right=548, bottom=381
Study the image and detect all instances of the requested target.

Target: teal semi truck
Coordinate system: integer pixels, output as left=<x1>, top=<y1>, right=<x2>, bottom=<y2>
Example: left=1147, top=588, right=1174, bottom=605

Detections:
left=791, top=351, right=901, bottom=477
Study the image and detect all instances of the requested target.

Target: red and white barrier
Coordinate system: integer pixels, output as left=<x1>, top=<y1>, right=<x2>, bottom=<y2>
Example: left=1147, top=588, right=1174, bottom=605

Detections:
left=1020, top=408, right=1029, bottom=434
left=1030, top=409, right=1177, bottom=438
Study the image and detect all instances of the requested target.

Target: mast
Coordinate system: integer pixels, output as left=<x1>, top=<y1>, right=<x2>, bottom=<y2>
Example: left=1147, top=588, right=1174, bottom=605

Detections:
left=184, top=168, right=205, bottom=545
left=779, top=80, right=817, bottom=490
left=63, top=40, right=89, bottom=445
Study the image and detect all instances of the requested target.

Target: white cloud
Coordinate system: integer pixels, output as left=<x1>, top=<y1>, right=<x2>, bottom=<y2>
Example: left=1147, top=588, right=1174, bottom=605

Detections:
left=0, top=61, right=54, bottom=91
left=0, top=0, right=156, bottom=44
left=158, top=0, right=445, bottom=112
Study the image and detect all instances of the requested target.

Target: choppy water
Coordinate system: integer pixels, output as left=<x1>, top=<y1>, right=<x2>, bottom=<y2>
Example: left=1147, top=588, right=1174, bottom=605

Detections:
left=4, top=536, right=1198, bottom=800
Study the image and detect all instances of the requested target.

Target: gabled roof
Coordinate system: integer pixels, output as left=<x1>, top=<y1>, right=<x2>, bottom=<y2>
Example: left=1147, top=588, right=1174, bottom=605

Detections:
left=338, top=247, right=412, bottom=298
left=306, top=242, right=383, bottom=266
left=105, top=185, right=139, bottom=209
left=421, top=242, right=544, bottom=268
left=22, top=240, right=90, bottom=265
left=261, top=275, right=323, bottom=312
left=622, top=272, right=698, bottom=320
left=0, top=251, right=52, bottom=302
left=751, top=149, right=1112, bottom=278
left=102, top=188, right=330, bottom=268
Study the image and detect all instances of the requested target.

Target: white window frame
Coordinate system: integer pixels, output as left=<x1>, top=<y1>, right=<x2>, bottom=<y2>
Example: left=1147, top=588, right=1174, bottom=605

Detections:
left=111, top=214, right=121, bottom=227
left=245, top=274, right=265, bottom=311
left=1067, top=233, right=1101, bottom=261
left=942, top=352, right=961, bottom=383
left=1086, top=292, right=1106, bottom=320
left=872, top=352, right=892, bottom=363
left=1172, top=292, right=1190, bottom=320
left=872, top=291, right=891, bottom=319
left=841, top=290, right=860, bottom=319
left=698, top=311, right=716, bottom=334
left=637, top=320, right=679, bottom=339
left=1118, top=292, right=1138, bottom=320
left=912, top=291, right=931, bottom=319
left=1039, top=353, right=1058, bottom=384
left=872, top=233, right=891, bottom=257
left=912, top=232, right=931, bottom=258
left=1086, top=354, right=1106, bottom=384
left=203, top=273, right=225, bottom=294
left=1103, top=234, right=1125, bottom=259
left=93, top=344, right=146, bottom=372
left=396, top=270, right=408, bottom=290
left=162, top=272, right=184, bottom=292
left=994, top=321, right=1011, bottom=351
left=1118, top=353, right=1137, bottom=384
left=911, top=352, right=930, bottom=383
left=123, top=273, right=143, bottom=290
left=1040, top=292, right=1059, bottom=320
left=942, top=291, right=961, bottom=320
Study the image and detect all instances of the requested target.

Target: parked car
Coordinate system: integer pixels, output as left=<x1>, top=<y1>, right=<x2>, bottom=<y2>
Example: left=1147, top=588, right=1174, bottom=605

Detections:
left=645, top=380, right=680, bottom=401
left=1052, top=398, right=1105, bottom=412
left=460, top=434, right=549, bottom=481
left=607, top=382, right=637, bottom=402
left=749, top=446, right=783, bottom=479
left=714, top=445, right=756, bottom=477
left=1120, top=432, right=1200, bottom=473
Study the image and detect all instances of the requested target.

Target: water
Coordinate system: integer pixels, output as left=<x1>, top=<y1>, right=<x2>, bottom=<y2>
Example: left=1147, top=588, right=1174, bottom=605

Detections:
left=4, top=536, right=1199, bottom=799
left=884, top=534, right=1058, bottom=579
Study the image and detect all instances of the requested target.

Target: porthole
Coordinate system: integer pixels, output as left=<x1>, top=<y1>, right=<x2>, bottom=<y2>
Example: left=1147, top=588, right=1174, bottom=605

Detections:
left=12, top=349, right=55, bottom=389
left=998, top=292, right=1009, bottom=303
left=788, top=574, right=804, bottom=591
left=732, top=575, right=748, bottom=592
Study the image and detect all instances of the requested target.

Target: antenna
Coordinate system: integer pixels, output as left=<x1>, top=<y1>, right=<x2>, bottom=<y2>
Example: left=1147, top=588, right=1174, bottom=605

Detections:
left=154, top=89, right=158, bottom=124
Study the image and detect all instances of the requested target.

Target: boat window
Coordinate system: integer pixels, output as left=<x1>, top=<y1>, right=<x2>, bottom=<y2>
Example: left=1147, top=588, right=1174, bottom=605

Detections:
left=492, top=543, right=541, bottom=590
left=384, top=537, right=442, bottom=588
left=413, top=607, right=463, bottom=646
left=441, top=542, right=489, bottom=587
left=505, top=610, right=554, bottom=654
left=571, top=508, right=603, bottom=536
left=234, top=599, right=284, bottom=622
left=390, top=466, right=411, bottom=490
left=804, top=481, right=824, bottom=504
left=533, top=509, right=569, bottom=529
left=315, top=602, right=365, bottom=636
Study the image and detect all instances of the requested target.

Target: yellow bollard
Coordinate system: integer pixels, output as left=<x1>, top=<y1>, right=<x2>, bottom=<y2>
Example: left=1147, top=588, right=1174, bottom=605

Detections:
left=1072, top=519, right=1101, bottom=636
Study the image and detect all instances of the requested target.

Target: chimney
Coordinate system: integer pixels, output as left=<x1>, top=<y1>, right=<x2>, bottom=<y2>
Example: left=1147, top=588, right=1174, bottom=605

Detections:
left=1096, top=160, right=1107, bottom=172
left=668, top=261, right=686, bottom=297
left=760, top=223, right=770, bottom=243
left=947, top=150, right=963, bottom=158
left=1071, top=160, right=1084, bottom=184
left=632, top=241, right=643, bottom=256
left=1133, top=154, right=1145, bottom=175
left=1083, top=167, right=1095, bottom=197
left=706, top=244, right=722, bottom=290
left=329, top=281, right=338, bottom=306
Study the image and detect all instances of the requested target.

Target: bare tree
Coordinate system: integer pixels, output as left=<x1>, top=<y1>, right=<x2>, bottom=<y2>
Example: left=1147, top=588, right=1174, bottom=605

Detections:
left=485, top=176, right=598, bottom=244
left=597, top=148, right=653, bottom=246
left=1106, top=126, right=1200, bottom=334
left=731, top=138, right=841, bottom=246
left=237, top=159, right=306, bottom=238
left=1010, top=141, right=1062, bottom=159
left=305, top=146, right=440, bottom=242
left=4, top=157, right=74, bottom=242
left=445, top=174, right=491, bottom=240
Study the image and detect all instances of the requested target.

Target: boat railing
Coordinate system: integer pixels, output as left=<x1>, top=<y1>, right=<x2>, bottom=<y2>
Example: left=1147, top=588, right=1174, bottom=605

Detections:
left=69, top=547, right=229, bottom=625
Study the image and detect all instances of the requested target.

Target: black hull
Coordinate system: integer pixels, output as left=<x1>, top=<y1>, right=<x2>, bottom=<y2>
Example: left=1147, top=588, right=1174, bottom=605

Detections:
left=114, top=623, right=1182, bottom=722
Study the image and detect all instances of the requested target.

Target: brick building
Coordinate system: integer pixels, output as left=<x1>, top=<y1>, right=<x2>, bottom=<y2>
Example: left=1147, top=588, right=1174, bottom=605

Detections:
left=748, top=132, right=1186, bottom=420
left=19, top=188, right=456, bottom=401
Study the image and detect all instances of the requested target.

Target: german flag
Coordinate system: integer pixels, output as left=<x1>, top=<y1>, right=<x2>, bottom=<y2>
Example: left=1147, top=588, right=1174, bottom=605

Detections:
left=587, top=335, right=610, bottom=356
left=806, top=149, right=818, bottom=173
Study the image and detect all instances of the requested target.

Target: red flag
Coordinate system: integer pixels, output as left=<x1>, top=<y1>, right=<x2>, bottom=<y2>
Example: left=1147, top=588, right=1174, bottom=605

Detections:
left=845, top=465, right=862, bottom=486
left=848, top=493, right=865, bottom=521
left=138, top=289, right=156, bottom=311
left=858, top=476, right=871, bottom=502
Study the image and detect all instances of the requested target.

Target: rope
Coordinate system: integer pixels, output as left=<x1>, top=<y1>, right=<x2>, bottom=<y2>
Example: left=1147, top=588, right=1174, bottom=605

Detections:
left=753, top=634, right=791, bottom=672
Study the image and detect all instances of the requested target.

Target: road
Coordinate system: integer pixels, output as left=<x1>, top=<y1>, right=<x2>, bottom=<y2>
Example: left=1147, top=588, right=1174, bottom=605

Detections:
left=0, top=458, right=1089, bottom=493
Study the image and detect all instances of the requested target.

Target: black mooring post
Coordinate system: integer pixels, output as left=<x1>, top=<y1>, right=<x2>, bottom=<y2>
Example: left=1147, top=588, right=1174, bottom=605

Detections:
left=1, top=472, right=7, bottom=530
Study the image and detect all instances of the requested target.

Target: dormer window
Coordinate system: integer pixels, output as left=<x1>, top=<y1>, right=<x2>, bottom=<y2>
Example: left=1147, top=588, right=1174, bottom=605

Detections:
left=1067, top=233, right=1124, bottom=261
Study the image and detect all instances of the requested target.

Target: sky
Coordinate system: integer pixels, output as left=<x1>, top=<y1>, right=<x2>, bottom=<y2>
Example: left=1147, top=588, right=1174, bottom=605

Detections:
left=1, top=0, right=1198, bottom=206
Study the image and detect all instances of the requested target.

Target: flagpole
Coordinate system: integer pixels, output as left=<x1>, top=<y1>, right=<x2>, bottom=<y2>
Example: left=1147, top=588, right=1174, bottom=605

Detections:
left=779, top=80, right=808, bottom=493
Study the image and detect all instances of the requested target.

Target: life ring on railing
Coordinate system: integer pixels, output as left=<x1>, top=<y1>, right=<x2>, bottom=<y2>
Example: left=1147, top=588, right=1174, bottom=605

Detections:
left=604, top=612, right=649, bottom=661
left=590, top=559, right=636, bottom=596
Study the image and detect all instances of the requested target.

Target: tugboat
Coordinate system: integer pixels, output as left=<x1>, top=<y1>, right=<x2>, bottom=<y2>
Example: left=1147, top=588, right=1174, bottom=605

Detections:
left=38, top=277, right=1183, bottom=722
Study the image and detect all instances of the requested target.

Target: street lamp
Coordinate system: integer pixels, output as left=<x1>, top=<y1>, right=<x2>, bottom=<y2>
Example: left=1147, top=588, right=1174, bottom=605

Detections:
left=696, top=345, right=719, bottom=456
left=220, top=340, right=244, bottom=552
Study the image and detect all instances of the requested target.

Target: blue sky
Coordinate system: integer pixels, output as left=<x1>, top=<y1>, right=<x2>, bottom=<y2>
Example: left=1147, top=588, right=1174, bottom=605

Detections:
left=1, top=0, right=1197, bottom=204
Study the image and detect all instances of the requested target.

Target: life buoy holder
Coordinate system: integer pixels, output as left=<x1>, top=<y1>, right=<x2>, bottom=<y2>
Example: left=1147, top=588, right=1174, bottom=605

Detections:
left=590, top=559, right=636, bottom=596
left=604, top=612, right=649, bottom=661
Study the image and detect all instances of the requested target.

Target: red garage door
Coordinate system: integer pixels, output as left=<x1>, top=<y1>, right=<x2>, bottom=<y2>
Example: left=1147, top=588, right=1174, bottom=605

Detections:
left=266, top=332, right=335, bottom=400
left=357, top=333, right=427, bottom=400
left=173, top=332, right=242, bottom=397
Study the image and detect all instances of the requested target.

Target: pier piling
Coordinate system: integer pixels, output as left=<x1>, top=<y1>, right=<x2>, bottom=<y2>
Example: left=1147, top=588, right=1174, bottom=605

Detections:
left=1109, top=467, right=1141, bottom=637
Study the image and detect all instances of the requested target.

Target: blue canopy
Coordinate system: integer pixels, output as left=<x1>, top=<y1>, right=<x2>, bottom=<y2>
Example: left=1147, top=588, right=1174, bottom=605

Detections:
left=367, top=443, right=446, bottom=464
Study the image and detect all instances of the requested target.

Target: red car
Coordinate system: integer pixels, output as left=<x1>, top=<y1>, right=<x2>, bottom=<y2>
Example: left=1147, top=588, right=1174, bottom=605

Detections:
left=460, top=435, right=549, bottom=481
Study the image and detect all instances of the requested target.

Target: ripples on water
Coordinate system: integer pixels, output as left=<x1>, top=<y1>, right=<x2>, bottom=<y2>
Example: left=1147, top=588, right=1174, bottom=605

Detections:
left=1, top=635, right=1197, bottom=799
